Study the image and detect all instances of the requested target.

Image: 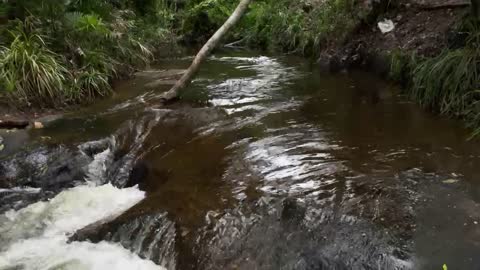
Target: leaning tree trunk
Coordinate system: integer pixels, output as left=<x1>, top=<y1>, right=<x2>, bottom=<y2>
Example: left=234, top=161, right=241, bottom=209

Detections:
left=159, top=0, right=253, bottom=102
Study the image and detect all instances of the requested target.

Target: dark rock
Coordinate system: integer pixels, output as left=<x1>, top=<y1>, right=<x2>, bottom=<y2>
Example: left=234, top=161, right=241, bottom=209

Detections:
left=0, top=145, right=93, bottom=213
left=281, top=198, right=306, bottom=226
left=71, top=212, right=177, bottom=269
left=79, top=138, right=113, bottom=157
left=126, top=160, right=170, bottom=190
left=0, top=146, right=90, bottom=193
left=0, top=188, right=51, bottom=213
left=317, top=52, right=343, bottom=72
left=126, top=161, right=149, bottom=189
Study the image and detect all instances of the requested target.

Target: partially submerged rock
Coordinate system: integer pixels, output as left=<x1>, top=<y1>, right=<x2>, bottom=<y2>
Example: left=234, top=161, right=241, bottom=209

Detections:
left=0, top=146, right=90, bottom=190
left=71, top=211, right=177, bottom=269
left=0, top=112, right=63, bottom=130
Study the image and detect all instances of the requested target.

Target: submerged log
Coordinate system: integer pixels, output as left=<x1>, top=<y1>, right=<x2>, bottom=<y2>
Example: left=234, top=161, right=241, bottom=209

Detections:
left=159, top=0, right=253, bottom=103
left=0, top=117, right=29, bottom=129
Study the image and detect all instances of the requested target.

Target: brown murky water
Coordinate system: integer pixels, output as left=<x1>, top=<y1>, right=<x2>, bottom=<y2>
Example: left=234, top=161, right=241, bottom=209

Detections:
left=1, top=51, right=480, bottom=270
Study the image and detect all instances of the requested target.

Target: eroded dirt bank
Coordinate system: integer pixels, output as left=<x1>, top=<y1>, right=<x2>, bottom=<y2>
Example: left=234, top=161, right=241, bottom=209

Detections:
left=318, top=0, right=469, bottom=73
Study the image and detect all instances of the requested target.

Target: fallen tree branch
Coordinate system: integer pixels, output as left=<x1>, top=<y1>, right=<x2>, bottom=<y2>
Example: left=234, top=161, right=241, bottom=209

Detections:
left=224, top=38, right=246, bottom=48
left=159, top=0, right=253, bottom=103
left=0, top=118, right=29, bottom=129
left=418, top=2, right=470, bottom=9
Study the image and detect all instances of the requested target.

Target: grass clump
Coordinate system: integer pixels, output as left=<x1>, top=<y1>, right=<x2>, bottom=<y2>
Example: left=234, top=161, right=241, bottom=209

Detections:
left=389, top=49, right=418, bottom=84
left=407, top=17, right=480, bottom=135
left=242, top=0, right=358, bottom=55
left=0, top=21, right=67, bottom=107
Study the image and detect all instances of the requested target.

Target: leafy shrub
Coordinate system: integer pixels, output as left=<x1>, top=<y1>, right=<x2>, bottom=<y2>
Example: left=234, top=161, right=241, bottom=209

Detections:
left=72, top=67, right=111, bottom=101
left=180, top=0, right=360, bottom=55
left=0, top=0, right=175, bottom=108
left=0, top=21, right=67, bottom=107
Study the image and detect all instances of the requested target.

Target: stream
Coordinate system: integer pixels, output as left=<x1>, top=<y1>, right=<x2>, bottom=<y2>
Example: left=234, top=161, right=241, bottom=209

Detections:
left=1, top=51, right=480, bottom=270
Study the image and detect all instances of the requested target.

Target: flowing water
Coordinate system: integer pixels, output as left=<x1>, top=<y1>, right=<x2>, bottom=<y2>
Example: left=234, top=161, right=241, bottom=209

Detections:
left=1, top=51, right=480, bottom=270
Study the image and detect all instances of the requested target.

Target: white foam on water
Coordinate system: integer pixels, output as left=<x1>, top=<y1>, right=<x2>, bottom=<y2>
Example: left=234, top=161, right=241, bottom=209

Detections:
left=86, top=147, right=113, bottom=184
left=0, top=183, right=144, bottom=242
left=0, top=236, right=162, bottom=270
left=0, top=186, right=41, bottom=193
left=0, top=183, right=166, bottom=270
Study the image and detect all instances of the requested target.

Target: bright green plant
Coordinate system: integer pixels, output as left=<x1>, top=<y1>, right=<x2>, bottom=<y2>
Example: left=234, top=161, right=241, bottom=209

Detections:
left=0, top=21, right=68, bottom=107
left=72, top=67, right=111, bottom=101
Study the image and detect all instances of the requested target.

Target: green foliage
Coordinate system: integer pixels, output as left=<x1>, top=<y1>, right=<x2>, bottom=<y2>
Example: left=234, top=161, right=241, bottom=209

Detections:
left=0, top=0, right=176, bottom=108
left=411, top=49, right=479, bottom=113
left=68, top=0, right=114, bottom=18
left=0, top=21, right=67, bottom=107
left=70, top=13, right=110, bottom=34
left=72, top=66, right=111, bottom=100
left=180, top=0, right=235, bottom=42
left=0, top=2, right=8, bottom=18
left=409, top=17, right=480, bottom=135
left=248, top=0, right=358, bottom=55
left=181, top=0, right=360, bottom=55
left=389, top=49, right=418, bottom=83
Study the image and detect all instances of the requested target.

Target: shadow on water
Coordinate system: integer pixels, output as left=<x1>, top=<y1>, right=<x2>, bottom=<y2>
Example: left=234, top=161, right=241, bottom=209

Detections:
left=2, top=50, right=480, bottom=270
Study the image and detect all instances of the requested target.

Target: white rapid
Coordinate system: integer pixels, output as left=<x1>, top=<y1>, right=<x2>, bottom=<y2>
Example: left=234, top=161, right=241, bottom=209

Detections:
left=0, top=183, right=166, bottom=270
